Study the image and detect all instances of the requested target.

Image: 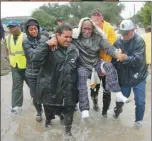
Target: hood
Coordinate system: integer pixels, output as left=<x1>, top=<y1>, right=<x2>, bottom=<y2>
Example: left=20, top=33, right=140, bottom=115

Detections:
left=72, top=17, right=106, bottom=39
left=24, top=18, right=40, bottom=40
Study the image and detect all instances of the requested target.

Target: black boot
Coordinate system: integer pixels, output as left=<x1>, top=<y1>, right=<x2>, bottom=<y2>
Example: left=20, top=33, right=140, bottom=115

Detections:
left=60, top=113, right=64, bottom=125
left=93, top=97, right=99, bottom=112
left=113, top=102, right=124, bottom=119
left=33, top=102, right=43, bottom=122
left=65, top=125, right=72, bottom=136
left=90, top=84, right=100, bottom=112
left=45, top=120, right=52, bottom=128
left=64, top=111, right=74, bottom=137
left=102, top=92, right=111, bottom=118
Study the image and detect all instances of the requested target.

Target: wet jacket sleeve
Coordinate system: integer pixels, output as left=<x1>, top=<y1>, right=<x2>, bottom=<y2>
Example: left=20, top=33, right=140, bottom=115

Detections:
left=122, top=38, right=146, bottom=66
left=22, top=38, right=49, bottom=62
left=99, top=37, right=117, bottom=58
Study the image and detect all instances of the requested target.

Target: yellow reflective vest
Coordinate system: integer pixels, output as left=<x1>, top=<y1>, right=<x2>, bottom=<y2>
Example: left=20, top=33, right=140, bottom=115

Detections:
left=5, top=32, right=26, bottom=69
left=98, top=21, right=117, bottom=62
left=143, top=32, right=151, bottom=65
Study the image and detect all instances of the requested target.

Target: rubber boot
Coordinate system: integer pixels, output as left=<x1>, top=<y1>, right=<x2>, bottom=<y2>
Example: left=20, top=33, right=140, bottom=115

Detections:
left=33, top=101, right=43, bottom=122
left=90, top=84, right=100, bottom=112
left=60, top=113, right=64, bottom=125
left=102, top=92, right=111, bottom=118
left=92, top=97, right=99, bottom=112
left=64, top=112, right=74, bottom=137
left=113, top=102, right=124, bottom=119
left=45, top=119, right=52, bottom=128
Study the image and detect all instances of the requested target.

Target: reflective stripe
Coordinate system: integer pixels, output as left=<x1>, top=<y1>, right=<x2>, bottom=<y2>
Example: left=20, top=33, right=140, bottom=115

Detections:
left=9, top=51, right=25, bottom=56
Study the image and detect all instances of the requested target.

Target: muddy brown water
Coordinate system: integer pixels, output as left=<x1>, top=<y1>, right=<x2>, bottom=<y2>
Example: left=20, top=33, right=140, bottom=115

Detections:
left=1, top=73, right=151, bottom=141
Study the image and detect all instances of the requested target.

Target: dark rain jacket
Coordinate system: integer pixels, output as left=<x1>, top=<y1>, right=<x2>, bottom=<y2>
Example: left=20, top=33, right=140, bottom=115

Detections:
left=22, top=18, right=48, bottom=78
left=31, top=42, right=79, bottom=106
left=112, top=33, right=148, bottom=87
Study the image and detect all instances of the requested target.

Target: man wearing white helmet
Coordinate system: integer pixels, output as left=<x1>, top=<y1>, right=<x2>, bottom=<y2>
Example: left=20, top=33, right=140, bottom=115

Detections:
left=112, top=19, right=148, bottom=129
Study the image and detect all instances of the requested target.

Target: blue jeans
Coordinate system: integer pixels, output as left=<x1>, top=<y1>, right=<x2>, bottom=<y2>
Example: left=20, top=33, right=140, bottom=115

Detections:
left=121, top=81, right=146, bottom=122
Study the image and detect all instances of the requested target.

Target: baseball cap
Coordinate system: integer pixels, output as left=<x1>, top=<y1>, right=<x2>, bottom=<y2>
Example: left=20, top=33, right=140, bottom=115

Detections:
left=91, top=9, right=103, bottom=15
left=119, top=19, right=134, bottom=35
left=7, top=21, right=19, bottom=27
left=57, top=17, right=64, bottom=21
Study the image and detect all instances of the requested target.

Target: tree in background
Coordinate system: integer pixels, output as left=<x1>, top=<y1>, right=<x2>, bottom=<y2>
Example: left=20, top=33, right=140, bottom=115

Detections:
left=135, top=2, right=151, bottom=27
left=32, top=2, right=125, bottom=31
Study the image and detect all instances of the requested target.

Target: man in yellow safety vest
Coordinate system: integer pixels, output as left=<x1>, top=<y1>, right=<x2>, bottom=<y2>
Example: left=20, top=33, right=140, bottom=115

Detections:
left=5, top=21, right=27, bottom=113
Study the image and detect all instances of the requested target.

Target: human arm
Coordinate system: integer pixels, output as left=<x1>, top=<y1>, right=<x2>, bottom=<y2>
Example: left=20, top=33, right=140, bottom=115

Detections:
left=119, top=37, right=146, bottom=66
left=99, top=37, right=126, bottom=61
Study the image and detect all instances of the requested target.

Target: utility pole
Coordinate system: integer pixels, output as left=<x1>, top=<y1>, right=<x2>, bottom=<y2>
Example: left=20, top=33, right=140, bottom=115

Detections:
left=134, top=4, right=136, bottom=24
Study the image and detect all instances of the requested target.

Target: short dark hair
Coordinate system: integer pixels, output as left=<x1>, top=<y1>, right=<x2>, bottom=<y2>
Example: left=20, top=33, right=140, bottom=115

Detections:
left=56, top=24, right=72, bottom=34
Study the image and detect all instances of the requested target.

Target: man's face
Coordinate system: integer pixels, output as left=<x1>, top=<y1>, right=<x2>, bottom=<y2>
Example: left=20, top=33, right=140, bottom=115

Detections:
left=9, top=26, right=20, bottom=36
left=81, top=20, right=93, bottom=38
left=57, top=20, right=63, bottom=27
left=57, top=30, right=72, bottom=47
left=28, top=25, right=38, bottom=37
left=122, top=29, right=135, bottom=40
left=91, top=13, right=103, bottom=25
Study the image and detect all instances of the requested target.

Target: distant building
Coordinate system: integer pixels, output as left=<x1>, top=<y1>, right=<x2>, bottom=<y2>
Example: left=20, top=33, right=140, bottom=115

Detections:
left=1, top=16, right=32, bottom=32
left=1, top=16, right=32, bottom=24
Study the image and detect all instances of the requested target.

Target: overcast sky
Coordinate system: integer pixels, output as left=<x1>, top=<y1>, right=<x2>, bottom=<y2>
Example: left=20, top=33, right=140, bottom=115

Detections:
left=1, top=2, right=145, bottom=19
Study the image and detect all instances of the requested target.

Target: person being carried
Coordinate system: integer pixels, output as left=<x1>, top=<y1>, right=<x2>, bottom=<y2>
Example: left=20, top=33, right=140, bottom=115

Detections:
left=47, top=17, right=130, bottom=119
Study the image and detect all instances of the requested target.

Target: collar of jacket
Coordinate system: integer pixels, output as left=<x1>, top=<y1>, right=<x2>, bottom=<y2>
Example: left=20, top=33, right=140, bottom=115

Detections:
left=27, top=35, right=41, bottom=41
left=98, top=20, right=104, bottom=29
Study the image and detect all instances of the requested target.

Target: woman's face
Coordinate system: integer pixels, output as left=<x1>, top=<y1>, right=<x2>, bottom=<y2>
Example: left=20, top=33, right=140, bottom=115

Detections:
left=28, top=25, right=38, bottom=37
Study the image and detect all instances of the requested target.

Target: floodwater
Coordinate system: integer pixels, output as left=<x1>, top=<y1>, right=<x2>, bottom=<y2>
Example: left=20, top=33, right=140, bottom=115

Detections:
left=1, top=72, right=151, bottom=141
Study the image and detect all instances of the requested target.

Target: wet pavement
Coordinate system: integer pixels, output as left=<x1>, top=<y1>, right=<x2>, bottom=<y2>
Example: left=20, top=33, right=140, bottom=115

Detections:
left=1, top=72, right=151, bottom=141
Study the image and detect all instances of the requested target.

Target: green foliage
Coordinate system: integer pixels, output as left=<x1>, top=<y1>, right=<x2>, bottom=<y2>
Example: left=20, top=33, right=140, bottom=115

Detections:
left=32, top=9, right=56, bottom=31
left=136, top=2, right=151, bottom=27
left=31, top=2, right=125, bottom=30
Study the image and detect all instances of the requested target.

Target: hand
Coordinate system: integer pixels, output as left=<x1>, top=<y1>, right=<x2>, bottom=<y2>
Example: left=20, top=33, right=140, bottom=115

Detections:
left=46, top=37, right=57, bottom=51
left=114, top=48, right=122, bottom=61
left=119, top=54, right=128, bottom=61
left=114, top=49, right=128, bottom=61
left=117, top=53, right=128, bottom=62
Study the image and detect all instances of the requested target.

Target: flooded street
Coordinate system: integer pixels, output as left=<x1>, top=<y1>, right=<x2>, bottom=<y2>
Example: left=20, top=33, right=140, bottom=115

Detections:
left=1, top=72, right=151, bottom=141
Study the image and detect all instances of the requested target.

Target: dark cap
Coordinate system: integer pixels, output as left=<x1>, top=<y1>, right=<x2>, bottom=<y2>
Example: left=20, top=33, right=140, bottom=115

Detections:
left=7, top=21, right=19, bottom=27
left=57, top=17, right=64, bottom=21
left=91, top=9, right=103, bottom=15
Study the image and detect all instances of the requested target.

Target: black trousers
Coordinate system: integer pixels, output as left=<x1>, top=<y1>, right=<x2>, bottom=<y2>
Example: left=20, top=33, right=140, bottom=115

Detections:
left=43, top=105, right=75, bottom=126
left=26, top=77, right=42, bottom=113
left=90, top=76, right=111, bottom=112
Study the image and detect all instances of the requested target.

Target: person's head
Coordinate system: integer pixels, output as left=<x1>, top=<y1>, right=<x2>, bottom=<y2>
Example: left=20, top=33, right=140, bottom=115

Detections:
left=119, top=19, right=135, bottom=40
left=56, top=24, right=72, bottom=47
left=57, top=17, right=64, bottom=27
left=81, top=20, right=93, bottom=38
left=91, top=9, right=104, bottom=25
left=25, top=19, right=39, bottom=38
left=42, top=27, right=47, bottom=32
left=7, top=21, right=21, bottom=36
left=145, top=25, right=151, bottom=33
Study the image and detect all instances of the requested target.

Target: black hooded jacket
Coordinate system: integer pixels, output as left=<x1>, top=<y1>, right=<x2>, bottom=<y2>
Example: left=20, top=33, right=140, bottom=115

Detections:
left=22, top=18, right=48, bottom=78
left=29, top=41, right=79, bottom=106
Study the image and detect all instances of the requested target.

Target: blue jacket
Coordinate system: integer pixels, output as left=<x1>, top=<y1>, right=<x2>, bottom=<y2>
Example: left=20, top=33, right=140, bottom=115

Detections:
left=112, top=33, right=148, bottom=87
